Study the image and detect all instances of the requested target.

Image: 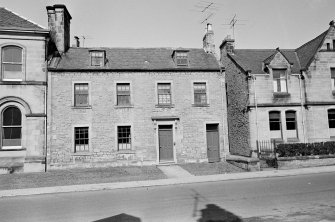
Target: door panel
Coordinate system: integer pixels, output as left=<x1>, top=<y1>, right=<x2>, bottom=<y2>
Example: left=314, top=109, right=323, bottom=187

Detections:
left=206, top=124, right=220, bottom=163
left=159, top=125, right=173, bottom=162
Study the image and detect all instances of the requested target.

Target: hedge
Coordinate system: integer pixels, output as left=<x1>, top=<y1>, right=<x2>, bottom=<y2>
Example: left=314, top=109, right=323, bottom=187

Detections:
left=276, top=141, right=335, bottom=157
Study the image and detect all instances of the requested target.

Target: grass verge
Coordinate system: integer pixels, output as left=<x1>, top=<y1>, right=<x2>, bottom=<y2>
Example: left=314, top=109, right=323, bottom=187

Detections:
left=0, top=166, right=166, bottom=190
left=180, top=162, right=246, bottom=176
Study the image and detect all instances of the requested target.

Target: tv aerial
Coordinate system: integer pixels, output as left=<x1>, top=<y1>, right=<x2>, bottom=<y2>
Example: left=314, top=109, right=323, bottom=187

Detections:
left=222, top=14, right=247, bottom=39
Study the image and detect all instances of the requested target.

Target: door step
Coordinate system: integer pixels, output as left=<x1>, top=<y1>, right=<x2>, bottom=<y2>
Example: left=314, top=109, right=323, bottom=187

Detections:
left=157, top=161, right=176, bottom=166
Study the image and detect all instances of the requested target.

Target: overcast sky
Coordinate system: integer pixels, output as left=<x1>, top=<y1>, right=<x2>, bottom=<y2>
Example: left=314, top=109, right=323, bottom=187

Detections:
left=2, top=0, right=335, bottom=53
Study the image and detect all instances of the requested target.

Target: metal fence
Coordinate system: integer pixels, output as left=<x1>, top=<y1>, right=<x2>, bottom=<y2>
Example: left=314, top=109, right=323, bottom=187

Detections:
left=256, top=140, right=277, bottom=158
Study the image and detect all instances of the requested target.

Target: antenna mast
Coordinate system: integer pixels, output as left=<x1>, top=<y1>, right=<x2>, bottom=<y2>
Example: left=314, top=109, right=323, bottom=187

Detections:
left=222, top=14, right=247, bottom=39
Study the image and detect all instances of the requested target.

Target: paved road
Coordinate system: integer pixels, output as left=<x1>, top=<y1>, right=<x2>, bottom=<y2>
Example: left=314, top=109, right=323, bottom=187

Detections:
left=1, top=172, right=335, bottom=222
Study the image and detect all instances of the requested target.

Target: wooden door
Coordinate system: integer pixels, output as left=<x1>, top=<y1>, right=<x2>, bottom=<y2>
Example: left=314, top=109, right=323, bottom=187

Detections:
left=159, top=125, right=174, bottom=162
left=206, top=124, right=220, bottom=163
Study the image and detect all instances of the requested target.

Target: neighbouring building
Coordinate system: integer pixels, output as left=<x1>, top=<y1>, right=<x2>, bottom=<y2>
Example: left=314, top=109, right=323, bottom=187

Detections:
left=0, top=7, right=49, bottom=172
left=46, top=5, right=229, bottom=169
left=221, top=21, right=335, bottom=157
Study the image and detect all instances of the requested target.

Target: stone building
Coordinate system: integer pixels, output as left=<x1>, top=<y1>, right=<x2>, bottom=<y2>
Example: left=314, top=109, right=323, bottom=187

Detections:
left=221, top=21, right=335, bottom=156
left=46, top=5, right=229, bottom=169
left=0, top=7, right=49, bottom=172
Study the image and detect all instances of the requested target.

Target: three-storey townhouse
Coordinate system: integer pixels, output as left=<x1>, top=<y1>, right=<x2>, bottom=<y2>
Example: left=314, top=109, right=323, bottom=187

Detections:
left=46, top=5, right=229, bottom=169
left=0, top=8, right=49, bottom=172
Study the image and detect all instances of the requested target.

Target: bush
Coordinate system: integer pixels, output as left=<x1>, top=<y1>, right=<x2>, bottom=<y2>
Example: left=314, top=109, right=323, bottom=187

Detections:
left=276, top=141, right=335, bottom=157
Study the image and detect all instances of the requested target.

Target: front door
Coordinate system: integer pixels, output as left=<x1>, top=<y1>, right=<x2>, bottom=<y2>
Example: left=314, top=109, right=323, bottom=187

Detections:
left=158, top=125, right=174, bottom=162
left=206, top=124, right=220, bottom=163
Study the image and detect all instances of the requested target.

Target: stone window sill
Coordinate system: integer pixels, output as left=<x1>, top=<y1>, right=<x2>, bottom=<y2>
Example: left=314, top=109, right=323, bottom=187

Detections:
left=155, top=104, right=175, bottom=108
left=117, top=150, right=135, bottom=154
left=114, top=105, right=134, bottom=109
left=287, top=138, right=299, bottom=143
left=71, top=105, right=92, bottom=109
left=273, top=92, right=290, bottom=98
left=71, top=152, right=92, bottom=156
left=192, top=103, right=210, bottom=107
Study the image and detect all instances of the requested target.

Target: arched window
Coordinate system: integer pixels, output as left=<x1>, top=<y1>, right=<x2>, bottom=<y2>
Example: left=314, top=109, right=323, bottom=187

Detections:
left=1, top=46, right=23, bottom=80
left=1, top=107, right=22, bottom=147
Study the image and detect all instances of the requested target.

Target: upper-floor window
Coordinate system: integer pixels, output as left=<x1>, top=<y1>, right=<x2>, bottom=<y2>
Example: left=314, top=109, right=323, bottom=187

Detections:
left=157, top=83, right=171, bottom=105
left=273, top=69, right=287, bottom=93
left=74, top=83, right=89, bottom=107
left=327, top=43, right=331, bottom=51
left=74, top=127, right=89, bottom=152
left=1, top=46, right=23, bottom=81
left=117, top=83, right=131, bottom=106
left=90, top=51, right=105, bottom=67
left=328, top=109, right=335, bottom=128
left=1, top=106, right=21, bottom=148
left=194, top=82, right=207, bottom=105
left=173, top=50, right=189, bottom=67
left=331, top=68, right=335, bottom=91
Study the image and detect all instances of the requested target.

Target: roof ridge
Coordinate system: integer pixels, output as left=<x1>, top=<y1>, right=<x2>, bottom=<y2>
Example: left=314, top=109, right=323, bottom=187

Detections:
left=69, top=46, right=205, bottom=50
left=3, top=7, right=46, bottom=30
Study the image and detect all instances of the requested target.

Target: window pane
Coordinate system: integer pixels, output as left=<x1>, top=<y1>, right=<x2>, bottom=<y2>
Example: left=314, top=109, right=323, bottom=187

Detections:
left=118, top=126, right=131, bottom=150
left=75, top=127, right=89, bottom=152
left=3, top=46, right=22, bottom=63
left=3, top=64, right=22, bottom=72
left=269, top=111, right=281, bottom=131
left=328, top=109, right=335, bottom=128
left=331, top=68, right=335, bottom=78
left=280, top=79, right=287, bottom=92
left=74, top=84, right=89, bottom=106
left=3, top=107, right=21, bottom=126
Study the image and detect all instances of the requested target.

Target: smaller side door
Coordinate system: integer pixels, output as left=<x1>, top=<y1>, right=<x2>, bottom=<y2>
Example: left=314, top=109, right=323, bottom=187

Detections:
left=206, top=124, right=220, bottom=163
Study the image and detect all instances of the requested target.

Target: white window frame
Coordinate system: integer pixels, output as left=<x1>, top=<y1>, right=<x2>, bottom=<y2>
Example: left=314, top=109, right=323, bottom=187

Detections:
left=156, top=80, right=173, bottom=106
left=114, top=81, right=133, bottom=107
left=72, top=81, right=91, bottom=107
left=1, top=44, right=26, bottom=81
left=272, top=69, right=287, bottom=93
left=191, top=80, right=209, bottom=105
left=115, top=124, right=133, bottom=151
left=72, top=124, right=91, bottom=153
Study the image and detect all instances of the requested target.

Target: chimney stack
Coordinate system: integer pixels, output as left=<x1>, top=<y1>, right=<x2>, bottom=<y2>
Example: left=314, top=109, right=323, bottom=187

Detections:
left=203, top=23, right=215, bottom=54
left=46, top=4, right=72, bottom=54
left=73, top=36, right=80, bottom=47
left=220, top=35, right=235, bottom=55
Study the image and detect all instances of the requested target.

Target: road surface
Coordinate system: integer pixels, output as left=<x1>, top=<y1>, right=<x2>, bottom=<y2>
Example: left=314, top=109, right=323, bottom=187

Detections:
left=1, top=172, right=335, bottom=222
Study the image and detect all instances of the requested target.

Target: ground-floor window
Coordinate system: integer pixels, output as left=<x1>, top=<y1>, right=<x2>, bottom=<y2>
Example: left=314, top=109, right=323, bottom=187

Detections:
left=1, top=106, right=21, bottom=147
left=328, top=109, right=335, bottom=128
left=286, top=110, right=297, bottom=139
left=118, top=126, right=131, bottom=150
left=269, top=111, right=282, bottom=139
left=74, top=127, right=89, bottom=152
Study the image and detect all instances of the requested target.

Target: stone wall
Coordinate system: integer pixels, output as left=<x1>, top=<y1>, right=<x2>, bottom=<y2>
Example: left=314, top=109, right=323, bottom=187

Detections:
left=48, top=71, right=229, bottom=168
left=222, top=55, right=251, bottom=156
left=0, top=34, right=47, bottom=172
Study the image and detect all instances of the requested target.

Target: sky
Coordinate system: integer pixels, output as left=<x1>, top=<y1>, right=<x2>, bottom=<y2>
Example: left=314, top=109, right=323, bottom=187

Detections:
left=2, top=0, right=335, bottom=54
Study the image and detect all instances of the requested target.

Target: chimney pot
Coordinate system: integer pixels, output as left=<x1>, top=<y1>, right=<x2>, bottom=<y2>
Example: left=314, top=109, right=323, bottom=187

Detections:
left=203, top=23, right=215, bottom=54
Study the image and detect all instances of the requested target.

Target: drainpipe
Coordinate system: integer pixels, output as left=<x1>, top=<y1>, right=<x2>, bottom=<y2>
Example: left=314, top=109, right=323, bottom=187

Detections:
left=44, top=59, right=48, bottom=172
left=220, top=67, right=229, bottom=155
left=299, top=71, right=306, bottom=143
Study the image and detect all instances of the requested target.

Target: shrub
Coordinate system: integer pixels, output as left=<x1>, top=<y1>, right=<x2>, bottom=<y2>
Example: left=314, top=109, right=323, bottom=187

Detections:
left=276, top=141, right=335, bottom=157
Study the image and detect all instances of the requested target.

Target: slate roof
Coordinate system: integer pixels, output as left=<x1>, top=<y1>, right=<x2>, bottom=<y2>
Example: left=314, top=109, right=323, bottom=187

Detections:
left=227, top=27, right=331, bottom=73
left=296, top=30, right=328, bottom=69
left=228, top=49, right=301, bottom=74
left=51, top=47, right=220, bottom=71
left=0, top=7, right=46, bottom=31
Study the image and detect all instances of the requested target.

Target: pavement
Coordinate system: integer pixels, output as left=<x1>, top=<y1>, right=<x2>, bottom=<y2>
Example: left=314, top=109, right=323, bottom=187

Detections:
left=1, top=165, right=335, bottom=198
